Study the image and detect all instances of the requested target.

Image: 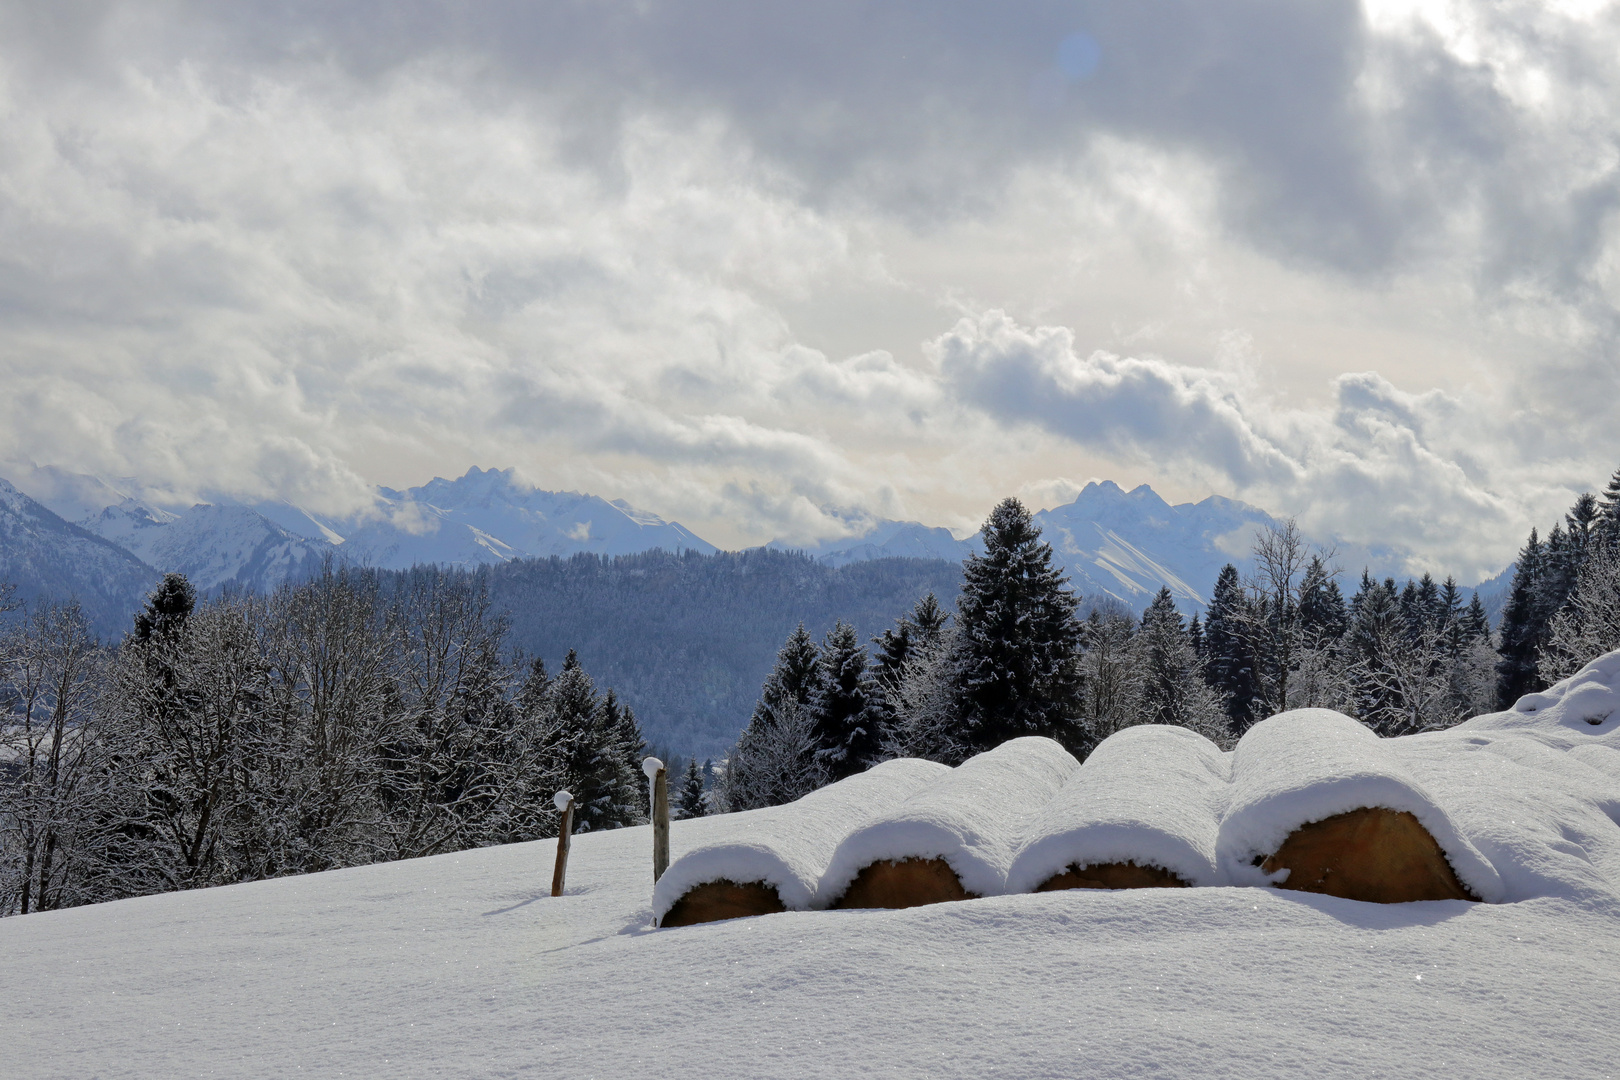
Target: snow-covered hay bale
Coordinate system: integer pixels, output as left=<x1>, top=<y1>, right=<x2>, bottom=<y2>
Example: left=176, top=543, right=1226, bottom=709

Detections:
left=1007, top=725, right=1230, bottom=893
left=652, top=757, right=950, bottom=927
left=1259, top=807, right=1475, bottom=903
left=660, top=880, right=787, bottom=927
left=819, top=737, right=1080, bottom=909
left=1218, top=709, right=1498, bottom=903
left=832, top=857, right=977, bottom=909
left=1033, top=861, right=1190, bottom=891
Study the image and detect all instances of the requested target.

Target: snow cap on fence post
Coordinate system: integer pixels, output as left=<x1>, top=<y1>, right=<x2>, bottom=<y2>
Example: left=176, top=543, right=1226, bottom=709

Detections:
left=551, top=791, right=576, bottom=898
left=643, top=757, right=670, bottom=885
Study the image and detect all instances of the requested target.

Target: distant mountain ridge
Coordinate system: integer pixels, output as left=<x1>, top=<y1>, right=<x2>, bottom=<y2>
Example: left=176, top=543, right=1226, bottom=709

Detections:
left=2, top=463, right=1499, bottom=632
left=772, top=481, right=1425, bottom=614
left=0, top=479, right=159, bottom=638
left=1, top=465, right=723, bottom=630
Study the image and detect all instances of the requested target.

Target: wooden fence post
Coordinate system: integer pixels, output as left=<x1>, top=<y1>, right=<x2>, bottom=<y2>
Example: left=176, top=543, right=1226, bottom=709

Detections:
left=551, top=790, right=574, bottom=898
left=643, top=757, right=670, bottom=882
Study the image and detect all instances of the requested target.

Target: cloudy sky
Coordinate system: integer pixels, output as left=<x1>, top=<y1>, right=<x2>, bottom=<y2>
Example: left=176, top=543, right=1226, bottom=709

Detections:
left=3, top=0, right=1618, bottom=580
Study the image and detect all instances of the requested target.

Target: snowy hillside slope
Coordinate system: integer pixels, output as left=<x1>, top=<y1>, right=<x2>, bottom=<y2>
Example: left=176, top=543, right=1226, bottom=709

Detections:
left=0, top=479, right=158, bottom=637
left=7, top=684, right=1620, bottom=1077
left=338, top=467, right=718, bottom=569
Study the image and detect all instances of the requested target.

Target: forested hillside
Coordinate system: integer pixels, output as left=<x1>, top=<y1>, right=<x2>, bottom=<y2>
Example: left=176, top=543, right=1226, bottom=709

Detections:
left=449, top=549, right=964, bottom=757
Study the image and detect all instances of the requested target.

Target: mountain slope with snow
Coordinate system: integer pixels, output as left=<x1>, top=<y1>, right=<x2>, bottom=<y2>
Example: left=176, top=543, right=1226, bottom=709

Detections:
left=774, top=482, right=1423, bottom=613
left=338, top=467, right=717, bottom=569
left=82, top=502, right=337, bottom=594
left=0, top=479, right=158, bottom=637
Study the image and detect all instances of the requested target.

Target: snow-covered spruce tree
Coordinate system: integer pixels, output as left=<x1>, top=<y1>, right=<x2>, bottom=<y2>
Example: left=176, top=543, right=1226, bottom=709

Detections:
left=1491, top=489, right=1606, bottom=708
left=950, top=498, right=1085, bottom=754
left=720, top=625, right=827, bottom=809
left=1440, top=579, right=1497, bottom=721
left=1346, top=574, right=1406, bottom=732
left=1287, top=555, right=1350, bottom=711
left=1495, top=529, right=1546, bottom=707
left=1202, top=564, right=1257, bottom=731
left=675, top=758, right=707, bottom=820
left=598, top=689, right=649, bottom=822
left=1542, top=537, right=1620, bottom=681
left=1130, top=588, right=1232, bottom=747
left=810, top=620, right=879, bottom=781
left=1345, top=573, right=1470, bottom=735
left=1230, top=520, right=1349, bottom=721
left=1599, top=465, right=1620, bottom=544
left=482, top=655, right=569, bottom=844
left=133, top=572, right=197, bottom=642
left=537, top=651, right=643, bottom=833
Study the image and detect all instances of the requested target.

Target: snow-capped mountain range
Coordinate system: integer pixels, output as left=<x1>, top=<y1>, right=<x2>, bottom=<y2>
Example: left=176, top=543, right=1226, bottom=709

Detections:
left=0, top=462, right=1490, bottom=636
left=0, top=465, right=718, bottom=631
left=777, top=481, right=1425, bottom=615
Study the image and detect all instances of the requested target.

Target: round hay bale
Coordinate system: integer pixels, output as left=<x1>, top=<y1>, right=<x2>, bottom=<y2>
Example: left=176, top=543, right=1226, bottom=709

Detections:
left=1034, top=861, right=1191, bottom=892
left=659, top=879, right=787, bottom=927
left=829, top=857, right=978, bottom=910
left=1261, top=807, right=1478, bottom=904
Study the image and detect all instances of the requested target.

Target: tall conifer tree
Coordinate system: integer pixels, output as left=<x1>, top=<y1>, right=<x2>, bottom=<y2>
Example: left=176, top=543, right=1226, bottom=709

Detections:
left=811, top=621, right=878, bottom=780
left=949, top=498, right=1084, bottom=752
left=1496, top=529, right=1546, bottom=707
left=1202, top=564, right=1257, bottom=731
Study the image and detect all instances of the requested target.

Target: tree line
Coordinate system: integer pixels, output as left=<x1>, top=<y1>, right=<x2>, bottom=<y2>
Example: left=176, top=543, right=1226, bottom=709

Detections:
left=1496, top=469, right=1620, bottom=699
left=720, top=479, right=1620, bottom=812
left=0, top=564, right=710, bottom=918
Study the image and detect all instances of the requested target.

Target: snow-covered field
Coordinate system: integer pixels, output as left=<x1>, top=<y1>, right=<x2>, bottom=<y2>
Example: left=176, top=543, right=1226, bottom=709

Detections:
left=9, top=660, right=1620, bottom=1078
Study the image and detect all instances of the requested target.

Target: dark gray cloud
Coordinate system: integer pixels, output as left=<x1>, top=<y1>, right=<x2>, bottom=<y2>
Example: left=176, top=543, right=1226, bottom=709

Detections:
left=32, top=0, right=1595, bottom=287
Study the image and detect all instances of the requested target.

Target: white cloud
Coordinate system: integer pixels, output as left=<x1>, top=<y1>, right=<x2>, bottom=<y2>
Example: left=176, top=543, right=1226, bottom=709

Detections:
left=0, top=1, right=1617, bottom=571
left=930, top=310, right=1559, bottom=581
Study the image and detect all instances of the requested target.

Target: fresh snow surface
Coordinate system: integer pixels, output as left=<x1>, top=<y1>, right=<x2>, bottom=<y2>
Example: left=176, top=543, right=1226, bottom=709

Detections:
left=1006, top=725, right=1231, bottom=892
left=6, top=792, right=1619, bottom=1077
left=816, top=737, right=1080, bottom=902
left=8, top=657, right=1620, bottom=1078
left=652, top=758, right=950, bottom=920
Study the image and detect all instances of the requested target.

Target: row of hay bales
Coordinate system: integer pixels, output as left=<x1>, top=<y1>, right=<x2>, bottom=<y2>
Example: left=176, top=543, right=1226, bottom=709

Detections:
left=655, top=709, right=1502, bottom=927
